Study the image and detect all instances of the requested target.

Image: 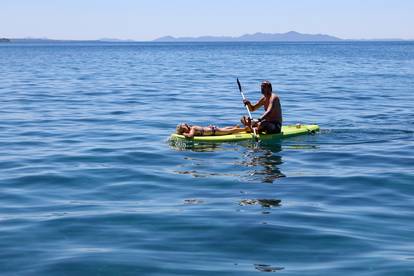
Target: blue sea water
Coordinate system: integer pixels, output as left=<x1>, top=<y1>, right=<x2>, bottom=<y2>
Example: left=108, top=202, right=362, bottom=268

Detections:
left=0, top=41, right=413, bottom=275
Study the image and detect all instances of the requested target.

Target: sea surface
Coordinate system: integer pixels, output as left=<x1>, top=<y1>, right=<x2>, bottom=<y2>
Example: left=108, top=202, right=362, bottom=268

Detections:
left=0, top=41, right=413, bottom=275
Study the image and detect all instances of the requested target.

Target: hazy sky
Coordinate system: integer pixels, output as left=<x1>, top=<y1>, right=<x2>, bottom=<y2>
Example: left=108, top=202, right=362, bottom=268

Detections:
left=2, top=0, right=413, bottom=40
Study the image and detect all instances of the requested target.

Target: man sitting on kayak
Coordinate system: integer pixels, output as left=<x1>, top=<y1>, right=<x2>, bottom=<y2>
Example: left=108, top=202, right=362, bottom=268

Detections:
left=176, top=123, right=249, bottom=138
left=241, top=80, right=283, bottom=134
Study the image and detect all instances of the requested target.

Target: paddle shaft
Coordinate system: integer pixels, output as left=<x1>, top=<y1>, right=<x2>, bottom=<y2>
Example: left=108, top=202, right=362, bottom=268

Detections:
left=237, top=78, right=258, bottom=139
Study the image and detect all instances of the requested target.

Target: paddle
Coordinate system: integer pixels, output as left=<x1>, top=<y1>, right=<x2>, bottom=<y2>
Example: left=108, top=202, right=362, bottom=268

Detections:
left=237, top=78, right=258, bottom=141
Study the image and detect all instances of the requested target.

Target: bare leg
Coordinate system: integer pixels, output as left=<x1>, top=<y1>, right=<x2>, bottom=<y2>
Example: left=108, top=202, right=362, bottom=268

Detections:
left=215, top=126, right=249, bottom=136
left=220, top=125, right=242, bottom=130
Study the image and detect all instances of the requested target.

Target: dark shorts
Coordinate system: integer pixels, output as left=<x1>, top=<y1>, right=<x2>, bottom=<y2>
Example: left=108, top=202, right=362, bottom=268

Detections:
left=259, top=121, right=282, bottom=134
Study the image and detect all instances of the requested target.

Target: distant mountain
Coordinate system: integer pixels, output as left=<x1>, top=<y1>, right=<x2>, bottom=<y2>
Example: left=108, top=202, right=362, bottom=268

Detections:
left=5, top=33, right=412, bottom=43
left=153, top=31, right=342, bottom=42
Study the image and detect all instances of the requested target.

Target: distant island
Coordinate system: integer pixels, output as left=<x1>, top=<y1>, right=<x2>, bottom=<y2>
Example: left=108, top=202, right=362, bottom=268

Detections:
left=3, top=32, right=412, bottom=43
left=153, top=31, right=342, bottom=42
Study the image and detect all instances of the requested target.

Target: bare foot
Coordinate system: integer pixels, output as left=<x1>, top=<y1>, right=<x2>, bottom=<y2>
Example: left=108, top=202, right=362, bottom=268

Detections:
left=240, top=116, right=246, bottom=126
left=240, top=115, right=251, bottom=127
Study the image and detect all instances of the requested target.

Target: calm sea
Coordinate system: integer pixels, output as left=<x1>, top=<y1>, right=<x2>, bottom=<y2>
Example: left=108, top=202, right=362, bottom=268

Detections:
left=0, top=42, right=413, bottom=275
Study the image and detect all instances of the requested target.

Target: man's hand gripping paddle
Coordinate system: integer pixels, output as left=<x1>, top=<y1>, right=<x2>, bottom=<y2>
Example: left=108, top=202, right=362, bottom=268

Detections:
left=237, top=78, right=258, bottom=141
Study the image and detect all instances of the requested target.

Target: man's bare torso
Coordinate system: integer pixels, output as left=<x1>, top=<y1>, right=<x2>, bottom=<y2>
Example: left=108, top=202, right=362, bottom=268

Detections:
left=263, top=94, right=282, bottom=124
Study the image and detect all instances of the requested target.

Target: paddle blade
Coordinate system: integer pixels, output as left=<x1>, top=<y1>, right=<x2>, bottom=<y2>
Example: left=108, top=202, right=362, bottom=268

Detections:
left=237, top=78, right=242, bottom=92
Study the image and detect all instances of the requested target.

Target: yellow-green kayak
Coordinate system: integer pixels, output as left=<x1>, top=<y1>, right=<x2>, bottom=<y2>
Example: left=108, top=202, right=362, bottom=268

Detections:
left=170, top=124, right=319, bottom=142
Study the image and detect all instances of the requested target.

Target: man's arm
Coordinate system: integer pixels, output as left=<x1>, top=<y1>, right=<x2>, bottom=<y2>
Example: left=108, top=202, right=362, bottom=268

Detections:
left=244, top=97, right=265, bottom=112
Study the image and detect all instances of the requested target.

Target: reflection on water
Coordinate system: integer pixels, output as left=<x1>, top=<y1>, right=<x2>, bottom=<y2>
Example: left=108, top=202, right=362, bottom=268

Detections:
left=254, top=264, right=284, bottom=272
left=173, top=169, right=239, bottom=178
left=239, top=199, right=281, bottom=207
left=183, top=199, right=204, bottom=205
left=170, top=140, right=320, bottom=184
left=239, top=145, right=285, bottom=183
left=169, top=139, right=222, bottom=152
left=170, top=140, right=289, bottom=183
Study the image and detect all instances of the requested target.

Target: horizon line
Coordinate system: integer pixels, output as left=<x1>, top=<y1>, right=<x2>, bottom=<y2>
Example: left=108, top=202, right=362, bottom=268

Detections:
left=2, top=31, right=414, bottom=42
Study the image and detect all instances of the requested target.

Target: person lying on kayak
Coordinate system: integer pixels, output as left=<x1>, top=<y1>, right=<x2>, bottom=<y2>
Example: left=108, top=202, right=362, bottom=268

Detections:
left=176, top=123, right=250, bottom=138
left=241, top=80, right=283, bottom=134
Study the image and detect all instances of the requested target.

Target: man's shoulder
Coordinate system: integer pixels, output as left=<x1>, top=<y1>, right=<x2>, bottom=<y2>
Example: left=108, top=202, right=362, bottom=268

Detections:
left=272, top=93, right=280, bottom=100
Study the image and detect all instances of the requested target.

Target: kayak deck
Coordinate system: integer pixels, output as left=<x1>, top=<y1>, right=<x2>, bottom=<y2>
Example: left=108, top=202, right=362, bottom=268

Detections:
left=170, top=124, right=320, bottom=142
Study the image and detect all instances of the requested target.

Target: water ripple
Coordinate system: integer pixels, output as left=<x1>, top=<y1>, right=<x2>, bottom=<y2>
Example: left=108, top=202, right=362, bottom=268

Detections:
left=0, top=42, right=413, bottom=275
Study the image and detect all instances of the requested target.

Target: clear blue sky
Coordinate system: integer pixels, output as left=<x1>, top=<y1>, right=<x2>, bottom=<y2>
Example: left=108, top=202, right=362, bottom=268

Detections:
left=2, top=0, right=413, bottom=40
